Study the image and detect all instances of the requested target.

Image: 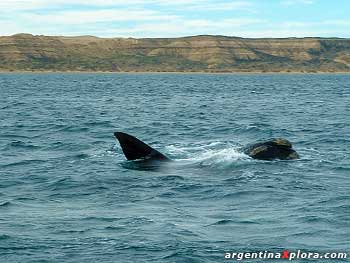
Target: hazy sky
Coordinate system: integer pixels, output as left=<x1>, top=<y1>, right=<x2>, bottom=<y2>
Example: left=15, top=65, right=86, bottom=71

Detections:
left=1, top=0, right=349, bottom=38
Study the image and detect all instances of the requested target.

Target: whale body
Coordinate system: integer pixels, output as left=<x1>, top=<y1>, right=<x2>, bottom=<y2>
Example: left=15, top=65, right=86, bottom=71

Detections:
left=114, top=132, right=299, bottom=162
left=242, top=138, right=299, bottom=160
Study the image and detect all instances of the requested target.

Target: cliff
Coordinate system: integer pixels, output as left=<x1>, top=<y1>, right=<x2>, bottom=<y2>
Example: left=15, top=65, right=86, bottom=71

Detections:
left=0, top=34, right=349, bottom=72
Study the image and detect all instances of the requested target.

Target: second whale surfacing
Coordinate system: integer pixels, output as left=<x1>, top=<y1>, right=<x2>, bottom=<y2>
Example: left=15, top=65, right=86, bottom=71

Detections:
left=242, top=138, right=299, bottom=160
left=114, top=132, right=299, bottom=163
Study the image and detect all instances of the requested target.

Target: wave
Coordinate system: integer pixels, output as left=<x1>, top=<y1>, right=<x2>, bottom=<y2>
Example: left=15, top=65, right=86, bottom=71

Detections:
left=207, top=219, right=259, bottom=226
left=1, top=159, right=46, bottom=168
left=3, top=140, right=41, bottom=150
left=0, top=201, right=12, bottom=208
left=0, top=234, right=11, bottom=240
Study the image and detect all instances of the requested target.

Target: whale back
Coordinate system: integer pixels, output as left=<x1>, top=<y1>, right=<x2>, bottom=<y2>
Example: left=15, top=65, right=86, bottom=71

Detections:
left=114, top=132, right=169, bottom=161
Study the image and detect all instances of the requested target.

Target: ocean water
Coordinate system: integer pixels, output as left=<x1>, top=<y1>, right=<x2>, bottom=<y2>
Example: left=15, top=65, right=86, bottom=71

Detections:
left=0, top=73, right=349, bottom=262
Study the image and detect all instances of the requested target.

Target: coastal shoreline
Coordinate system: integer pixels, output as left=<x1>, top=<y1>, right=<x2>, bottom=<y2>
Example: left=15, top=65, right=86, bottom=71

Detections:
left=1, top=35, right=349, bottom=74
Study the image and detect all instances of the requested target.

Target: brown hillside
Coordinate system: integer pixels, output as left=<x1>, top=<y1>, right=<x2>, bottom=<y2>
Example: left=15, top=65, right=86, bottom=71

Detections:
left=0, top=34, right=349, bottom=72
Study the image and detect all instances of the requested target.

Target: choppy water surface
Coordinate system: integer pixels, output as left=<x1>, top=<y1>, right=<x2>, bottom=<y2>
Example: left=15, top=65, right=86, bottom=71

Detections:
left=1, top=73, right=349, bottom=262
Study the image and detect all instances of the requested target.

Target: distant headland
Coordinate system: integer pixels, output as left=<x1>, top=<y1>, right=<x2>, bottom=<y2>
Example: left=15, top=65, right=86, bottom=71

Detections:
left=0, top=33, right=349, bottom=73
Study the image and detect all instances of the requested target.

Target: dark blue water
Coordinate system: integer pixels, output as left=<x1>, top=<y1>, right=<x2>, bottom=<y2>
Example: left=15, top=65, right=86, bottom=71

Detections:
left=1, top=73, right=349, bottom=262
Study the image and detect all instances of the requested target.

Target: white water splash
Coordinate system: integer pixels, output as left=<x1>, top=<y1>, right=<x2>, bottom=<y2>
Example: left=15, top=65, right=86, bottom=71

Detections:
left=166, top=141, right=222, bottom=155
left=167, top=142, right=250, bottom=168
left=185, top=147, right=248, bottom=167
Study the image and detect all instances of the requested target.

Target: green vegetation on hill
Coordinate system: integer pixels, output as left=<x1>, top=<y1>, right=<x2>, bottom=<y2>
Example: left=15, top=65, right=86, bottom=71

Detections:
left=0, top=34, right=349, bottom=72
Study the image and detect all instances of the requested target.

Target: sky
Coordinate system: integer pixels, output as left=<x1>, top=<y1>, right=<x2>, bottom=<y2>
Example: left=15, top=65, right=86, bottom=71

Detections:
left=0, top=0, right=349, bottom=38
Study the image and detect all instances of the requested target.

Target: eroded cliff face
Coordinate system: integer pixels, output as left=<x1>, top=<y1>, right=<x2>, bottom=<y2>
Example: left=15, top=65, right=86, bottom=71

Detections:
left=0, top=34, right=349, bottom=72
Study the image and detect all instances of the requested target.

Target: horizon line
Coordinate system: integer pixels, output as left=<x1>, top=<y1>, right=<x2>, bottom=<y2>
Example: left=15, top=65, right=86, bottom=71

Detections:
left=4, top=33, right=350, bottom=40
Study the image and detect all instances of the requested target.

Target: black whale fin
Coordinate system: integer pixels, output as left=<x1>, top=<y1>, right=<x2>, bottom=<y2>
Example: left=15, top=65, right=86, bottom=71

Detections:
left=114, top=132, right=169, bottom=161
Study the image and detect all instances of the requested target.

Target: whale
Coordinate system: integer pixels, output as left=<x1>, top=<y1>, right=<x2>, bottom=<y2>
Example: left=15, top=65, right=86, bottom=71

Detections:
left=114, top=132, right=170, bottom=162
left=114, top=132, right=299, bottom=162
left=242, top=138, right=299, bottom=160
